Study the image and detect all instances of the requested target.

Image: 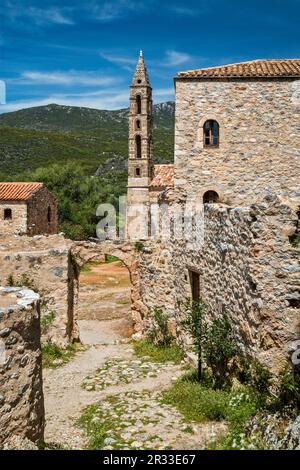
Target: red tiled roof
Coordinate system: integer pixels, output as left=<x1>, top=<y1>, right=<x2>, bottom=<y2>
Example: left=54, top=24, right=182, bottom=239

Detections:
left=177, top=59, right=300, bottom=79
left=0, top=182, right=43, bottom=201
left=150, top=164, right=174, bottom=188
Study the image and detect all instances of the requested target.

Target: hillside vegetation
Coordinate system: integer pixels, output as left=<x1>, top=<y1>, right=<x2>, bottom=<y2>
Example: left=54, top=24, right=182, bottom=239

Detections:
left=0, top=102, right=175, bottom=239
left=0, top=102, right=174, bottom=177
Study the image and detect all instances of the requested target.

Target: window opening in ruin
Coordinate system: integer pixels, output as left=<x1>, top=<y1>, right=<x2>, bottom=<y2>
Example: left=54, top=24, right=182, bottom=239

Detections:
left=136, top=119, right=141, bottom=130
left=203, top=190, right=220, bottom=204
left=135, top=168, right=141, bottom=177
left=47, top=206, right=52, bottom=223
left=136, top=135, right=142, bottom=158
left=4, top=208, right=12, bottom=220
left=136, top=95, right=141, bottom=114
left=189, top=270, right=200, bottom=301
left=203, top=120, right=219, bottom=147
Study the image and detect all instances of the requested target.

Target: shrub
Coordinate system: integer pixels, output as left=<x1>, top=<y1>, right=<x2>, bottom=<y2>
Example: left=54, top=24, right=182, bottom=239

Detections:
left=277, top=365, right=300, bottom=408
left=181, top=299, right=207, bottom=381
left=147, top=308, right=173, bottom=347
left=238, top=357, right=272, bottom=405
left=6, top=273, right=36, bottom=290
left=203, top=313, right=238, bottom=389
left=41, top=311, right=56, bottom=334
left=134, top=241, right=144, bottom=252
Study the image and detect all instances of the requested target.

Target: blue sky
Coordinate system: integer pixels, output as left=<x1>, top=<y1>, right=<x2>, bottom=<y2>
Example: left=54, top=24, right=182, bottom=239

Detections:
left=0, top=0, right=299, bottom=112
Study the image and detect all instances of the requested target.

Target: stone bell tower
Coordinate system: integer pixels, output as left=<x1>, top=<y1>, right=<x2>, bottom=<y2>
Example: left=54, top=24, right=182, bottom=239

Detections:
left=126, top=51, right=154, bottom=240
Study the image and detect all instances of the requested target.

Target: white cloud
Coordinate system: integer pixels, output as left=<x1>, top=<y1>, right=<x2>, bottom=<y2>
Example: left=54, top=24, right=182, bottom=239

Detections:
left=4, top=2, right=74, bottom=25
left=162, top=50, right=193, bottom=67
left=9, top=70, right=120, bottom=87
left=100, top=53, right=136, bottom=67
left=91, top=0, right=145, bottom=22
left=170, top=6, right=197, bottom=16
left=153, top=87, right=175, bottom=101
left=0, top=86, right=175, bottom=114
left=0, top=90, right=129, bottom=113
left=29, top=7, right=74, bottom=25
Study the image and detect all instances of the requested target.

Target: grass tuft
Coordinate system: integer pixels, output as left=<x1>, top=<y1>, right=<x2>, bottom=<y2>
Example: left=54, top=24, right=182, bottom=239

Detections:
left=133, top=339, right=184, bottom=364
left=42, top=342, right=78, bottom=368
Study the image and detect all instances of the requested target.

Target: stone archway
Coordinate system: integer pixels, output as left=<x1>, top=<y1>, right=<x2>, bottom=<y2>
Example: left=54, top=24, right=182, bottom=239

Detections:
left=70, top=240, right=144, bottom=342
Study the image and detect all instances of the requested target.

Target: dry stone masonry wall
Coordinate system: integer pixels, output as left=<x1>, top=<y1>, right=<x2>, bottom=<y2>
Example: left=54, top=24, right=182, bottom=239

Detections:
left=0, top=287, right=44, bottom=447
left=137, top=197, right=300, bottom=373
left=175, top=79, right=300, bottom=207
left=0, top=235, right=77, bottom=346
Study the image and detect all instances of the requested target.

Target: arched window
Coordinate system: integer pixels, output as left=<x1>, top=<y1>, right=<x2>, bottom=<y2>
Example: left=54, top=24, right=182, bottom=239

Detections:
left=136, top=134, right=142, bottom=158
left=136, top=95, right=141, bottom=114
left=135, top=167, right=141, bottom=177
left=47, top=206, right=52, bottom=223
left=203, top=191, right=219, bottom=204
left=203, top=120, right=219, bottom=147
left=4, top=208, right=12, bottom=220
left=136, top=119, right=141, bottom=130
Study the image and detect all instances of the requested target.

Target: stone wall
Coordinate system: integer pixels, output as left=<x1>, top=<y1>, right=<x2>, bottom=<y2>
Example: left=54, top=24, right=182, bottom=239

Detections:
left=174, top=78, right=300, bottom=207
left=0, top=202, right=27, bottom=236
left=137, top=196, right=300, bottom=373
left=0, top=287, right=44, bottom=447
left=0, top=235, right=77, bottom=346
left=27, top=188, right=58, bottom=236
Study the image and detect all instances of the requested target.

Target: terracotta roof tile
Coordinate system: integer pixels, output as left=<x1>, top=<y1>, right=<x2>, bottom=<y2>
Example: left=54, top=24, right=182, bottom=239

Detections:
left=177, top=59, right=300, bottom=79
left=0, top=182, right=43, bottom=201
left=150, top=164, right=174, bottom=188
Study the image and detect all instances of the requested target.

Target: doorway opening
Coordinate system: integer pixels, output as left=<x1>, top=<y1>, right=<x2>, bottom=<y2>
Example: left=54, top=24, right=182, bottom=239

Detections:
left=78, top=254, right=133, bottom=345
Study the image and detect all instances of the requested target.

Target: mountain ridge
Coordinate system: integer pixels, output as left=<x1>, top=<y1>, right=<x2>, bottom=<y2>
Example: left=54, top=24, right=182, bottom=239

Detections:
left=0, top=102, right=175, bottom=177
left=0, top=101, right=175, bottom=132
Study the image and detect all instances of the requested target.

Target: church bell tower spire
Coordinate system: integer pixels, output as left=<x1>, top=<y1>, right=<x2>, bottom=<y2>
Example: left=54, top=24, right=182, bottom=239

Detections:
left=126, top=51, right=154, bottom=240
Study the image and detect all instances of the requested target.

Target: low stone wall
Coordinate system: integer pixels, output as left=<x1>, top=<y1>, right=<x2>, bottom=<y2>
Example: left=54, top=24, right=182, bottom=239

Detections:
left=0, top=234, right=76, bottom=346
left=137, top=197, right=300, bottom=373
left=0, top=287, right=44, bottom=447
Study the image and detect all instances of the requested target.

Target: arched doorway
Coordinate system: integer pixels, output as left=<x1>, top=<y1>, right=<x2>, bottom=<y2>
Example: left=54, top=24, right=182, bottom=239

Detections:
left=203, top=190, right=220, bottom=204
left=78, top=254, right=133, bottom=345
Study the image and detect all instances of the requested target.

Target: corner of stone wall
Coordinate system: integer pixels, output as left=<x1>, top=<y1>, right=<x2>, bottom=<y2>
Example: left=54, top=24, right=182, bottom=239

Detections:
left=0, top=287, right=45, bottom=448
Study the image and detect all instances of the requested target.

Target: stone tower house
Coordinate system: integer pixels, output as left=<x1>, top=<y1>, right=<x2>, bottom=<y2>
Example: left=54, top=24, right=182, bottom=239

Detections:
left=126, top=52, right=174, bottom=240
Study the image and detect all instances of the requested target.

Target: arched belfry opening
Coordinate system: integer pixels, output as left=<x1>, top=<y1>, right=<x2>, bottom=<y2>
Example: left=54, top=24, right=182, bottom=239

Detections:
left=203, top=190, right=220, bottom=204
left=136, top=134, right=142, bottom=158
left=136, top=95, right=141, bottom=114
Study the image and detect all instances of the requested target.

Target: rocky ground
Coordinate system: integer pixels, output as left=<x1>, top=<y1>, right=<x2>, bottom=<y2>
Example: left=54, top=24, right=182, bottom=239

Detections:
left=43, top=261, right=226, bottom=450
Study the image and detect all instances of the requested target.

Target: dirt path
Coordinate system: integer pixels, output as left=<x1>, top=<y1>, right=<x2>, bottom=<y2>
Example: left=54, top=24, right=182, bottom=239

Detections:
left=43, top=262, right=226, bottom=450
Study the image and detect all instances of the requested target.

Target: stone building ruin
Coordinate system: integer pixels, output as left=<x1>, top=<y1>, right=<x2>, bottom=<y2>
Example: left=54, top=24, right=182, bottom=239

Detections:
left=0, top=54, right=299, bottom=448
left=0, top=182, right=58, bottom=236
left=125, top=55, right=300, bottom=373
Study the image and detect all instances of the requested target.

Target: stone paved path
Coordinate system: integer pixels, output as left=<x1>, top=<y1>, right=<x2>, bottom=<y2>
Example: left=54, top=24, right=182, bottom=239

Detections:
left=43, top=318, right=226, bottom=450
left=43, top=261, right=226, bottom=449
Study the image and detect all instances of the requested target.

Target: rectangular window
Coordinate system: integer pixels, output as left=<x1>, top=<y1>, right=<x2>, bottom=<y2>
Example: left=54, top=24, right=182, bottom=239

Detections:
left=135, top=168, right=141, bottom=177
left=4, top=208, right=12, bottom=220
